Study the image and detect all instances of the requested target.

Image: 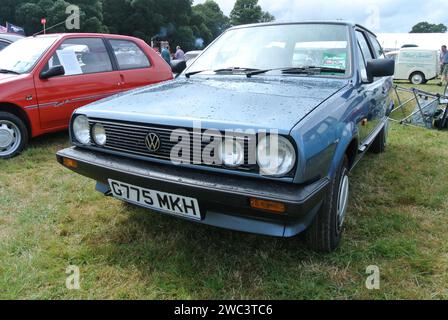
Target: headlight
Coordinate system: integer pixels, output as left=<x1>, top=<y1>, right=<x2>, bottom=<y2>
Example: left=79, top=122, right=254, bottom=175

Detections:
left=92, top=123, right=107, bottom=146
left=219, top=138, right=245, bottom=167
left=257, top=136, right=296, bottom=177
left=72, top=115, right=90, bottom=144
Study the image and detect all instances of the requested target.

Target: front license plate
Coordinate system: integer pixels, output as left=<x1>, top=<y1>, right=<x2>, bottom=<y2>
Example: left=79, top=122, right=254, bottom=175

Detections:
left=108, top=179, right=201, bottom=221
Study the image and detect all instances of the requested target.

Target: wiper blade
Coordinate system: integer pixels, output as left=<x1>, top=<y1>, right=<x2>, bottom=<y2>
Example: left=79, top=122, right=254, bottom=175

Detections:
left=214, top=67, right=261, bottom=73
left=246, top=66, right=346, bottom=77
left=0, top=69, right=20, bottom=75
left=185, top=70, right=212, bottom=78
left=186, top=67, right=261, bottom=78
left=282, top=66, right=346, bottom=74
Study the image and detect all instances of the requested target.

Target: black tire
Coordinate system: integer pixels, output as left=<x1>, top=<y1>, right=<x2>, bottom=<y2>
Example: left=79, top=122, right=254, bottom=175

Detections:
left=409, top=72, right=425, bottom=85
left=305, top=156, right=350, bottom=253
left=0, top=112, right=28, bottom=159
left=369, top=123, right=388, bottom=154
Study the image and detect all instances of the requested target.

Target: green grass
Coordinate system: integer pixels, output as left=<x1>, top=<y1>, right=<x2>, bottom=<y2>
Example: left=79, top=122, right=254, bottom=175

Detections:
left=1, top=82, right=448, bottom=299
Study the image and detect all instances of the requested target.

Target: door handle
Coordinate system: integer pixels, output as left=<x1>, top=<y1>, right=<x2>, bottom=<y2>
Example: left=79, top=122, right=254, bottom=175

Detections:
left=119, top=74, right=125, bottom=85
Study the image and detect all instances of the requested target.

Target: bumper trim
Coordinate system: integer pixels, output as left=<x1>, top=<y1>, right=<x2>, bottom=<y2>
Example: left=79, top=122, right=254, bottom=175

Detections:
left=57, top=147, right=329, bottom=237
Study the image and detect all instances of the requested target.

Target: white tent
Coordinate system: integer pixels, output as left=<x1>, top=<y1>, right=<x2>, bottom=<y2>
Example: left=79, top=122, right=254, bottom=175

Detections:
left=377, top=33, right=448, bottom=52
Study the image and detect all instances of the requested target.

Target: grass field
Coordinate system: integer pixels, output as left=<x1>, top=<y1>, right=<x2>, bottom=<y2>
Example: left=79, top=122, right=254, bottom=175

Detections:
left=0, top=81, right=447, bottom=299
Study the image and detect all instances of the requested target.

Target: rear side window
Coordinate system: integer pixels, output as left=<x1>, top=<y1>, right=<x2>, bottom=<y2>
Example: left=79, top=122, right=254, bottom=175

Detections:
left=109, top=39, right=151, bottom=70
left=367, top=34, right=384, bottom=58
left=46, top=38, right=113, bottom=76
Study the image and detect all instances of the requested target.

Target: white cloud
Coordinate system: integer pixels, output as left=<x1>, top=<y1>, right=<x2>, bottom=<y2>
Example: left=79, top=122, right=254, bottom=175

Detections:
left=193, top=0, right=448, bottom=32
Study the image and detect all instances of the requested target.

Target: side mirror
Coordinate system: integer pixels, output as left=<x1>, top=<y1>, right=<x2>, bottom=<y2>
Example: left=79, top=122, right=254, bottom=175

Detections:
left=366, top=59, right=395, bottom=83
left=171, top=60, right=187, bottom=75
left=40, top=65, right=65, bottom=80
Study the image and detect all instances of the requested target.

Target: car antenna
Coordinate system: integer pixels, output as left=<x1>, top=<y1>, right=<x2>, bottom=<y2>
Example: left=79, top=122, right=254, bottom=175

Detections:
left=32, top=14, right=80, bottom=37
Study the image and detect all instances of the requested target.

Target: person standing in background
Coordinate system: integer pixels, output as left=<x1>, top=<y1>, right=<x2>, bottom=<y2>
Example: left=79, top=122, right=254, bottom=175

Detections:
left=175, top=46, right=185, bottom=60
left=161, top=45, right=171, bottom=65
left=439, top=45, right=448, bottom=86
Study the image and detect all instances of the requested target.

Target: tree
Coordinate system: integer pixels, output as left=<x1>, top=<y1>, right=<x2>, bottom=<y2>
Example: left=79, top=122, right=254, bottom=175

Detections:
left=193, top=0, right=230, bottom=40
left=15, top=2, right=44, bottom=35
left=260, top=11, right=275, bottom=23
left=230, top=0, right=275, bottom=26
left=410, top=22, right=447, bottom=33
left=1, top=0, right=229, bottom=49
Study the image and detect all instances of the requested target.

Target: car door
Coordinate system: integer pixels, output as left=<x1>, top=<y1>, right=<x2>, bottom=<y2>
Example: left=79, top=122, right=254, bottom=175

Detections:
left=355, top=30, right=389, bottom=148
left=34, top=37, right=121, bottom=130
left=107, top=39, right=158, bottom=91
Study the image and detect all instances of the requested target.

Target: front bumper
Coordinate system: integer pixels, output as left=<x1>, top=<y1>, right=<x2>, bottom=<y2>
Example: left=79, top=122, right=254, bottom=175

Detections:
left=56, top=147, right=329, bottom=238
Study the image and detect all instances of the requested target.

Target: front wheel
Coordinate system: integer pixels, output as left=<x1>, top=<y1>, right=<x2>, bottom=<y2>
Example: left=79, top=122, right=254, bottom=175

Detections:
left=410, top=72, right=425, bottom=85
left=0, top=112, right=28, bottom=159
left=305, top=157, right=350, bottom=253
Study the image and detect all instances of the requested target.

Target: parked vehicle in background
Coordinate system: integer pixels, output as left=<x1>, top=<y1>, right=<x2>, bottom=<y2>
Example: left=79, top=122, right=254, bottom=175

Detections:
left=386, top=48, right=439, bottom=84
left=57, top=22, right=395, bottom=253
left=0, top=33, right=24, bottom=51
left=401, top=44, right=418, bottom=49
left=0, top=33, right=173, bottom=158
left=184, top=50, right=202, bottom=66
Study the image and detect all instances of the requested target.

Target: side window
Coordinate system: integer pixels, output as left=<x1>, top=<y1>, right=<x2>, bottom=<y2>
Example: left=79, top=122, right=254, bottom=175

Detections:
left=356, top=31, right=373, bottom=62
left=109, top=40, right=151, bottom=70
left=357, top=45, right=368, bottom=81
left=46, top=38, right=113, bottom=76
left=367, top=34, right=385, bottom=58
left=356, top=31, right=373, bottom=81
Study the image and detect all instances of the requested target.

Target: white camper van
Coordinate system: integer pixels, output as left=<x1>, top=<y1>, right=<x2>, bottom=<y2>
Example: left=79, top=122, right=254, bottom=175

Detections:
left=386, top=49, right=439, bottom=85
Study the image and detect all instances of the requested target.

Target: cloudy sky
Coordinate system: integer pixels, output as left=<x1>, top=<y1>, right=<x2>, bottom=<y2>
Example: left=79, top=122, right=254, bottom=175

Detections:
left=194, top=0, right=448, bottom=33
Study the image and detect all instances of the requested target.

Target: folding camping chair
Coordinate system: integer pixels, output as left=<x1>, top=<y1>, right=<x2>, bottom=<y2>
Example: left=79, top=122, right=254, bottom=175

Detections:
left=436, top=83, right=448, bottom=129
left=390, top=84, right=448, bottom=130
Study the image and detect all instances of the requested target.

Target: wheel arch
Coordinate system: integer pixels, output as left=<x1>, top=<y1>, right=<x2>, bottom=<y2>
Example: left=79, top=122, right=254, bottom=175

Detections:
left=408, top=70, right=426, bottom=81
left=345, top=138, right=358, bottom=170
left=0, top=102, right=32, bottom=137
left=329, top=122, right=359, bottom=178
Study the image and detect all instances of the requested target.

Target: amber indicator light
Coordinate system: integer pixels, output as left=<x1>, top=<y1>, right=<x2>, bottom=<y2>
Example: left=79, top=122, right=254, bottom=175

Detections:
left=250, top=198, right=286, bottom=214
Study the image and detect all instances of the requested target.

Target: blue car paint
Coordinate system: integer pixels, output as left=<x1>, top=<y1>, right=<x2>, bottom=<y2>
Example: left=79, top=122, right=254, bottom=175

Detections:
left=61, top=21, right=394, bottom=238
left=76, top=76, right=349, bottom=135
left=289, top=28, right=394, bottom=183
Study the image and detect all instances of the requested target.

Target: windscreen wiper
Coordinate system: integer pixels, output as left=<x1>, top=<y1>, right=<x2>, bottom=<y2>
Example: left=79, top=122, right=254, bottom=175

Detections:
left=185, top=67, right=261, bottom=78
left=246, top=66, right=346, bottom=77
left=0, top=69, right=20, bottom=75
left=283, top=66, right=346, bottom=74
left=185, top=69, right=212, bottom=78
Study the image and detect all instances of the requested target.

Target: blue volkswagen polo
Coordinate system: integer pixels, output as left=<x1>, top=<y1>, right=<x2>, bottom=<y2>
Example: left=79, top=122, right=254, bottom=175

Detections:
left=57, top=21, right=395, bottom=252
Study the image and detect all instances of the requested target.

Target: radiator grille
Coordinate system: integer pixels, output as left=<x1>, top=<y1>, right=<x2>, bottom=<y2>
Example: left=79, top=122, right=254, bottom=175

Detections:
left=89, top=119, right=258, bottom=172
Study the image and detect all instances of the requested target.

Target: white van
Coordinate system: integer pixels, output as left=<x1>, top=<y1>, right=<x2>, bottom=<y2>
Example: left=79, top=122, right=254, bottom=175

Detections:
left=386, top=49, right=439, bottom=84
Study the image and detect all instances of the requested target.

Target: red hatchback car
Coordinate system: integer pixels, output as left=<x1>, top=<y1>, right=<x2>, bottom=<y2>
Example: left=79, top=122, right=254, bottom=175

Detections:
left=0, top=33, right=173, bottom=158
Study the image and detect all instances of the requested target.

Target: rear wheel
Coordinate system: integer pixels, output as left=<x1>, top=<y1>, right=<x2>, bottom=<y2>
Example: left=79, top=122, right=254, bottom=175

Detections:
left=305, top=157, right=350, bottom=253
left=0, top=112, right=28, bottom=159
left=410, top=72, right=425, bottom=85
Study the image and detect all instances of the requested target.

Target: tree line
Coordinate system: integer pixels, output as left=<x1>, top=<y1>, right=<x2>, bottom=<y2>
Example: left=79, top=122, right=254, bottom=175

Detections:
left=0, top=0, right=275, bottom=51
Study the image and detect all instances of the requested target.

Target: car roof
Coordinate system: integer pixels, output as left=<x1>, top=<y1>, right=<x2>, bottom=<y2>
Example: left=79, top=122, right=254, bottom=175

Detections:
left=32, top=33, right=144, bottom=42
left=228, top=20, right=377, bottom=37
left=0, top=33, right=25, bottom=42
left=393, top=48, right=438, bottom=53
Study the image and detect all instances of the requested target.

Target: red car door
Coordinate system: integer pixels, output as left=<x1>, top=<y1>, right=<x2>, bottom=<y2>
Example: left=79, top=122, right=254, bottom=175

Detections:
left=34, top=37, right=121, bottom=130
left=107, top=38, right=167, bottom=91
